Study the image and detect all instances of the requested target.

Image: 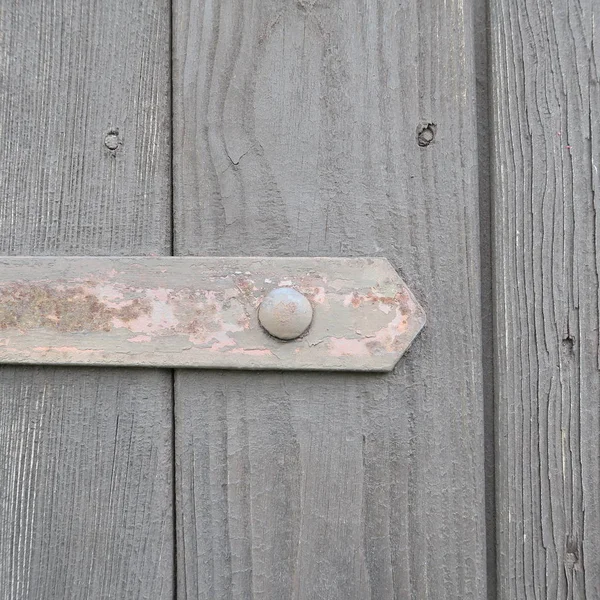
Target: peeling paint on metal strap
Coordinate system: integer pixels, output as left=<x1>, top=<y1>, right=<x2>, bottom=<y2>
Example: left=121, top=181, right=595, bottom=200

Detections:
left=0, top=257, right=425, bottom=371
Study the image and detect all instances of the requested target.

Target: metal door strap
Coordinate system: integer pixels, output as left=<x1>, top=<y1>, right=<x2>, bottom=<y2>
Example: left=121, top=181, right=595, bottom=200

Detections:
left=0, top=257, right=424, bottom=372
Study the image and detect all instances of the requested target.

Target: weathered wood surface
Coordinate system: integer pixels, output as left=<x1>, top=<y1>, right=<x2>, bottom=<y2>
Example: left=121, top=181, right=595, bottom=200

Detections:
left=0, top=257, right=424, bottom=371
left=0, top=1, right=171, bottom=255
left=173, top=0, right=486, bottom=598
left=491, top=0, right=600, bottom=598
left=0, top=369, right=173, bottom=598
left=0, top=1, right=173, bottom=598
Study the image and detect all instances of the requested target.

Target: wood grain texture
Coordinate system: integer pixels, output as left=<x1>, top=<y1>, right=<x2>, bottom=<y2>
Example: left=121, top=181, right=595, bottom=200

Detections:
left=491, top=0, right=600, bottom=598
left=173, top=0, right=487, bottom=597
left=0, top=0, right=171, bottom=255
left=0, top=368, right=173, bottom=598
left=0, top=0, right=173, bottom=597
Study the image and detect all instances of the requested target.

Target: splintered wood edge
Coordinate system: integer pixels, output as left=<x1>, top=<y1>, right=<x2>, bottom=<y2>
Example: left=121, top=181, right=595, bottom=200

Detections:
left=0, top=257, right=425, bottom=371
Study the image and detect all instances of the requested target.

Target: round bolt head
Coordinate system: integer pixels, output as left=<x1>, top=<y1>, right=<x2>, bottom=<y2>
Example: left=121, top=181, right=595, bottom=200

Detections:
left=258, top=287, right=313, bottom=340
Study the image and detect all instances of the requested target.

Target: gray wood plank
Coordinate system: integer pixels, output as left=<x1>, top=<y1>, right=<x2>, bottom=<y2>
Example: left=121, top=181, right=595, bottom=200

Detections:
left=0, top=1, right=171, bottom=255
left=173, top=0, right=487, bottom=598
left=491, top=1, right=600, bottom=598
left=0, top=0, right=173, bottom=597
left=0, top=368, right=173, bottom=598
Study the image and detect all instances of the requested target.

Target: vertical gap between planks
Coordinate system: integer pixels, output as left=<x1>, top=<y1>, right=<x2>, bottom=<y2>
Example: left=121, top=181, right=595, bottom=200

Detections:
left=169, top=0, right=176, bottom=260
left=169, top=1, right=177, bottom=597
left=171, top=370, right=177, bottom=599
left=474, top=0, right=496, bottom=597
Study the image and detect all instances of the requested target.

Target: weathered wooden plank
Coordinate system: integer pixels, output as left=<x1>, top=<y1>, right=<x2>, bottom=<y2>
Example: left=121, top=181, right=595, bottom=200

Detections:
left=0, top=368, right=173, bottom=598
left=0, top=1, right=173, bottom=597
left=173, top=0, right=486, bottom=597
left=0, top=1, right=171, bottom=255
left=0, top=256, right=424, bottom=371
left=491, top=0, right=600, bottom=598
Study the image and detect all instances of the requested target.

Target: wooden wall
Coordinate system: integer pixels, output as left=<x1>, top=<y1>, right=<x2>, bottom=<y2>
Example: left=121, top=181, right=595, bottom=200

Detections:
left=1, top=0, right=599, bottom=598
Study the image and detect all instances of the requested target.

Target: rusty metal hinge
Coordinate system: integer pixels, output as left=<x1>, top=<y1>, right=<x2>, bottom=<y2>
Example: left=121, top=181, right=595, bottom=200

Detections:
left=0, top=257, right=425, bottom=372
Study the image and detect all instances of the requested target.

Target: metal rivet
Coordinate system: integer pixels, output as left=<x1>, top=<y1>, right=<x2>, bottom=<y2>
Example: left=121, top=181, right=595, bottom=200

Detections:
left=258, top=287, right=313, bottom=340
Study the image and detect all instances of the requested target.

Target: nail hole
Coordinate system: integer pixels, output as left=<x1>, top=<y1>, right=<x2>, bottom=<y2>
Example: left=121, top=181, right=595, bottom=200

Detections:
left=417, top=123, right=436, bottom=147
left=562, top=334, right=575, bottom=353
left=104, top=129, right=120, bottom=151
